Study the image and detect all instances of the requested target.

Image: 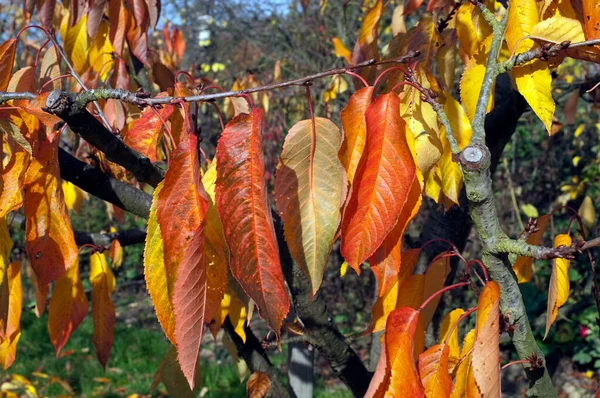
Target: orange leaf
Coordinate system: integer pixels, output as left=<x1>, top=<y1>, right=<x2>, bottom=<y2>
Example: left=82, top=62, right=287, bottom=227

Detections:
left=246, top=371, right=271, bottom=398
left=369, top=176, right=422, bottom=297
left=0, top=39, right=16, bottom=91
left=275, top=118, right=347, bottom=296
left=366, top=248, right=421, bottom=334
left=339, top=87, right=374, bottom=184
left=544, top=234, right=572, bottom=339
left=90, top=252, right=116, bottom=369
left=0, top=146, right=30, bottom=218
left=24, top=138, right=78, bottom=285
left=0, top=261, right=21, bottom=370
left=420, top=253, right=452, bottom=329
left=513, top=214, right=551, bottom=283
left=48, top=258, right=88, bottom=356
left=215, top=109, right=290, bottom=332
left=472, top=281, right=501, bottom=397
left=19, top=93, right=62, bottom=128
left=352, top=0, right=383, bottom=83
left=439, top=308, right=465, bottom=360
left=582, top=0, right=600, bottom=41
left=341, top=93, right=417, bottom=271
left=123, top=100, right=175, bottom=162
left=418, top=344, right=452, bottom=398
left=332, top=37, right=352, bottom=63
left=385, top=307, right=425, bottom=396
left=108, top=239, right=123, bottom=268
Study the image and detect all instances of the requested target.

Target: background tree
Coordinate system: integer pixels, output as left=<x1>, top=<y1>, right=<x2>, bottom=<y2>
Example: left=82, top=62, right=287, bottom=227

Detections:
left=0, top=0, right=600, bottom=397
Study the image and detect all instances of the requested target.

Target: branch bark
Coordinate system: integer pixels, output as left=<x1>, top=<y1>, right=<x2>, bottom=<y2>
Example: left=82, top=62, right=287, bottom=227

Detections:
left=46, top=90, right=165, bottom=187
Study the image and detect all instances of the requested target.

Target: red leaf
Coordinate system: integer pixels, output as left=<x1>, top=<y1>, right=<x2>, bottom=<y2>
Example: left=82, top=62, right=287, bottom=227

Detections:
left=0, top=39, right=17, bottom=92
left=24, top=138, right=78, bottom=285
left=123, top=99, right=174, bottom=162
left=108, top=0, right=129, bottom=56
left=341, top=93, right=417, bottom=271
left=215, top=109, right=290, bottom=332
left=87, top=0, right=107, bottom=37
left=37, top=0, right=57, bottom=29
left=145, top=0, right=161, bottom=29
left=404, top=0, right=425, bottom=15
left=156, top=133, right=207, bottom=310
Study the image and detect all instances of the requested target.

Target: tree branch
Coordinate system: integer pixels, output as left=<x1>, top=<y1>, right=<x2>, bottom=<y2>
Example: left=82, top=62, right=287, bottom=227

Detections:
left=58, top=148, right=152, bottom=218
left=46, top=91, right=165, bottom=187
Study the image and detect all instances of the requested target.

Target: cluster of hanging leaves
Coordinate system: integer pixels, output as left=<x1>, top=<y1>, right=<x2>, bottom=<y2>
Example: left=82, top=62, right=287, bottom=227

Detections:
left=0, top=0, right=599, bottom=395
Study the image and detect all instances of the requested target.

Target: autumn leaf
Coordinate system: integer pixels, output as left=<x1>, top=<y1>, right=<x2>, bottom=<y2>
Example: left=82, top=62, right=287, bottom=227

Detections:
left=418, top=344, right=452, bottom=398
left=216, top=109, right=290, bottom=333
left=0, top=110, right=33, bottom=155
left=341, top=93, right=417, bottom=271
left=123, top=101, right=175, bottom=162
left=89, top=21, right=114, bottom=81
left=48, top=258, right=88, bottom=356
left=472, top=281, right=501, bottom=397
left=531, top=15, right=585, bottom=44
left=0, top=39, right=17, bottom=91
left=246, top=372, right=271, bottom=398
left=63, top=14, right=90, bottom=73
left=151, top=134, right=207, bottom=342
left=505, top=0, right=555, bottom=133
left=582, top=0, right=600, bottom=41
left=89, top=252, right=116, bottom=370
left=545, top=234, right=572, bottom=339
left=383, top=307, right=425, bottom=396
left=0, top=261, right=21, bottom=370
left=513, top=214, right=551, bottom=283
left=439, top=308, right=465, bottom=361
left=451, top=329, right=477, bottom=398
left=0, top=218, right=12, bottom=299
left=369, top=175, right=422, bottom=297
left=144, top=182, right=175, bottom=342
left=420, top=253, right=452, bottom=329
left=339, top=87, right=374, bottom=184
left=108, top=239, right=123, bottom=268
left=367, top=248, right=421, bottom=334
left=352, top=0, right=383, bottom=83
left=152, top=346, right=201, bottom=398
left=456, top=3, right=492, bottom=58
left=275, top=118, right=347, bottom=296
left=403, top=0, right=424, bottom=15
left=460, top=53, right=494, bottom=120
left=332, top=37, right=352, bottom=63
left=0, top=146, right=30, bottom=218
left=24, top=138, right=78, bottom=285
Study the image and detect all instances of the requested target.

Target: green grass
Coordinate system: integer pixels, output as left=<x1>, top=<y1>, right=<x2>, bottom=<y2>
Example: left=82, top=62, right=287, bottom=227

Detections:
left=3, top=311, right=351, bottom=397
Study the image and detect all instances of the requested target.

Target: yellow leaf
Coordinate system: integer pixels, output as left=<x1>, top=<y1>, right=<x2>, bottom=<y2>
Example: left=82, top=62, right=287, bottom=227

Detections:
left=391, top=4, right=406, bottom=36
left=323, top=75, right=348, bottom=103
left=574, top=124, right=585, bottom=137
left=439, top=308, right=465, bottom=360
left=63, top=15, right=90, bottom=74
left=90, top=252, right=116, bottom=369
left=89, top=21, right=114, bottom=81
left=0, top=217, right=12, bottom=290
left=229, top=292, right=247, bottom=343
left=439, top=94, right=473, bottom=206
left=451, top=329, right=478, bottom=397
left=579, top=196, right=595, bottom=232
left=144, top=182, right=176, bottom=343
left=460, top=54, right=494, bottom=120
left=530, top=15, right=585, bottom=44
left=514, top=61, right=555, bottom=134
left=544, top=234, right=572, bottom=339
left=332, top=37, right=352, bottom=63
left=0, top=261, right=21, bottom=370
left=505, top=0, right=555, bottom=133
left=456, top=3, right=492, bottom=57
left=61, top=181, right=88, bottom=213
left=520, top=203, right=539, bottom=218
left=340, top=261, right=348, bottom=277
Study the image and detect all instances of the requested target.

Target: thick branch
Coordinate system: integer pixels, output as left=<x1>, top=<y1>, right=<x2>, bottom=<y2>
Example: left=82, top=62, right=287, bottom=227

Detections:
left=73, top=229, right=146, bottom=248
left=46, top=91, right=165, bottom=187
left=459, top=145, right=556, bottom=396
left=58, top=148, right=152, bottom=218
